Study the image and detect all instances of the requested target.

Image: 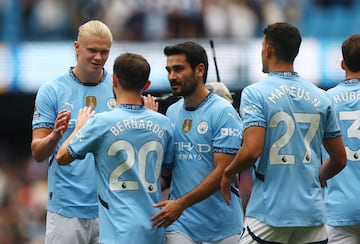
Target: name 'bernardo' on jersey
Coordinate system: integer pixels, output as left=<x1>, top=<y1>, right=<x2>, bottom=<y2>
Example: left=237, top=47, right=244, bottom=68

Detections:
left=268, top=84, right=320, bottom=108
left=110, top=118, right=164, bottom=138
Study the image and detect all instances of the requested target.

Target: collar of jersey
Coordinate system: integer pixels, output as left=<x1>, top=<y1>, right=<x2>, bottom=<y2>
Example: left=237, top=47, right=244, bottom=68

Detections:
left=269, top=71, right=299, bottom=77
left=69, top=67, right=107, bottom=86
left=342, top=78, right=360, bottom=84
left=118, top=104, right=145, bottom=110
left=185, top=92, right=214, bottom=111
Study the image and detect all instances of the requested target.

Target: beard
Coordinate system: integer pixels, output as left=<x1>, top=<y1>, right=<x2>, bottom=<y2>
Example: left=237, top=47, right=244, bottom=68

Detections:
left=171, top=75, right=198, bottom=97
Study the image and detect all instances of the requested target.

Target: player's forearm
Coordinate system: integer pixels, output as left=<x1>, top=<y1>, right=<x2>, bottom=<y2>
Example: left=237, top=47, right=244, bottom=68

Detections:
left=224, top=126, right=264, bottom=177
left=57, top=107, right=93, bottom=165
left=320, top=157, right=346, bottom=185
left=31, top=134, right=61, bottom=162
left=56, top=129, right=79, bottom=165
left=224, top=149, right=257, bottom=180
left=320, top=136, right=347, bottom=185
left=177, top=168, right=222, bottom=209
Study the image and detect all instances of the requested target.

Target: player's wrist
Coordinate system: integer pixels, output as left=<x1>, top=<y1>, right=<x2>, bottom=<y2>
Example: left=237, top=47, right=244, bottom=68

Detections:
left=223, top=167, right=233, bottom=180
left=49, top=131, right=62, bottom=143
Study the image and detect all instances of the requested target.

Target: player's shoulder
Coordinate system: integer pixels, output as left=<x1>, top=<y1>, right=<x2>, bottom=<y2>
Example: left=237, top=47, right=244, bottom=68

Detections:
left=38, top=71, right=71, bottom=91
left=166, top=98, right=184, bottom=113
left=94, top=109, right=113, bottom=118
left=88, top=110, right=118, bottom=129
left=326, top=82, right=346, bottom=95
left=208, top=93, right=236, bottom=112
left=36, top=80, right=62, bottom=100
left=243, top=78, right=270, bottom=93
left=148, top=109, right=173, bottom=125
left=305, top=79, right=331, bottom=98
left=241, top=81, right=267, bottom=102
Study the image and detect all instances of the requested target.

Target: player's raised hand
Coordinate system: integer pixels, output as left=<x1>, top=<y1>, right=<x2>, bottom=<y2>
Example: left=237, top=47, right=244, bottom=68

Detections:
left=142, top=94, right=159, bottom=112
left=52, top=109, right=71, bottom=139
left=76, top=106, right=96, bottom=129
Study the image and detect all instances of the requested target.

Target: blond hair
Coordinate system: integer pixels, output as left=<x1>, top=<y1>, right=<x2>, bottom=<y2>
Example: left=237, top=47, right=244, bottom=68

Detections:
left=77, top=20, right=113, bottom=43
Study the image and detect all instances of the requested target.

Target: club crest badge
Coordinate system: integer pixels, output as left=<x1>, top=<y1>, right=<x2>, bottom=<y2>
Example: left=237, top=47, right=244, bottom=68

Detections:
left=86, top=96, right=97, bottom=109
left=107, top=98, right=116, bottom=110
left=182, top=119, right=192, bottom=133
left=197, top=121, right=208, bottom=134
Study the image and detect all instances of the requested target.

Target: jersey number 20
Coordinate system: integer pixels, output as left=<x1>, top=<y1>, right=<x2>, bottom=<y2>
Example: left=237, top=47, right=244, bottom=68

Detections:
left=107, top=140, right=164, bottom=192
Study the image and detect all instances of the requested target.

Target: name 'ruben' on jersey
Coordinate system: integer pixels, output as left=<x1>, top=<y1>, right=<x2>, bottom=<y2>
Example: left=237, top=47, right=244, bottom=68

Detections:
left=241, top=72, right=341, bottom=227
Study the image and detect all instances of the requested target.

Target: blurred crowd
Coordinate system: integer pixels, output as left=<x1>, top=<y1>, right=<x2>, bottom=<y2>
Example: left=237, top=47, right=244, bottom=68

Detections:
left=1, top=0, right=309, bottom=41
left=0, top=0, right=355, bottom=42
left=0, top=143, right=47, bottom=244
left=1, top=0, right=355, bottom=42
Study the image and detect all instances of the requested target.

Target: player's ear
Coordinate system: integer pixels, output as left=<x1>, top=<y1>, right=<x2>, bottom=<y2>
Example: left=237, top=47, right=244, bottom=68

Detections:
left=340, top=59, right=346, bottom=71
left=265, top=43, right=274, bottom=58
left=143, top=80, right=151, bottom=91
left=195, top=63, right=205, bottom=80
left=112, top=74, right=118, bottom=88
left=74, top=41, right=80, bottom=59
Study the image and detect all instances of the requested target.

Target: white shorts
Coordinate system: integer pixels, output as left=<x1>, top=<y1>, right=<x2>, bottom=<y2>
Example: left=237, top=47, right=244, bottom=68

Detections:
left=327, top=224, right=360, bottom=244
left=241, top=217, right=328, bottom=244
left=45, top=211, right=99, bottom=244
left=164, top=231, right=241, bottom=244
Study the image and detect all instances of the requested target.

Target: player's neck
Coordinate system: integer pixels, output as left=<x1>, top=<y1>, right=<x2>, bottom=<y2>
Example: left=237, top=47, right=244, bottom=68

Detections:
left=117, top=92, right=142, bottom=105
left=345, top=70, right=360, bottom=80
left=72, top=67, right=103, bottom=84
left=268, top=61, right=294, bottom=73
left=184, top=86, right=210, bottom=109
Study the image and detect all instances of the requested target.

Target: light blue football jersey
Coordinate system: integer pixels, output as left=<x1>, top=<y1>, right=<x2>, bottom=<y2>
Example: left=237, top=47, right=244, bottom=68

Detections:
left=67, top=105, right=175, bottom=243
left=324, top=79, right=360, bottom=226
left=241, top=72, right=341, bottom=227
left=32, top=68, right=115, bottom=218
left=166, top=92, right=243, bottom=242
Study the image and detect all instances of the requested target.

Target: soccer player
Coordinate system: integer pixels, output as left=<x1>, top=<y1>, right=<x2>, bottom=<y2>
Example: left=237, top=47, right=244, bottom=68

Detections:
left=151, top=41, right=244, bottom=244
left=220, top=22, right=347, bottom=243
left=324, top=34, right=360, bottom=243
left=31, top=20, right=114, bottom=244
left=56, top=52, right=174, bottom=243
